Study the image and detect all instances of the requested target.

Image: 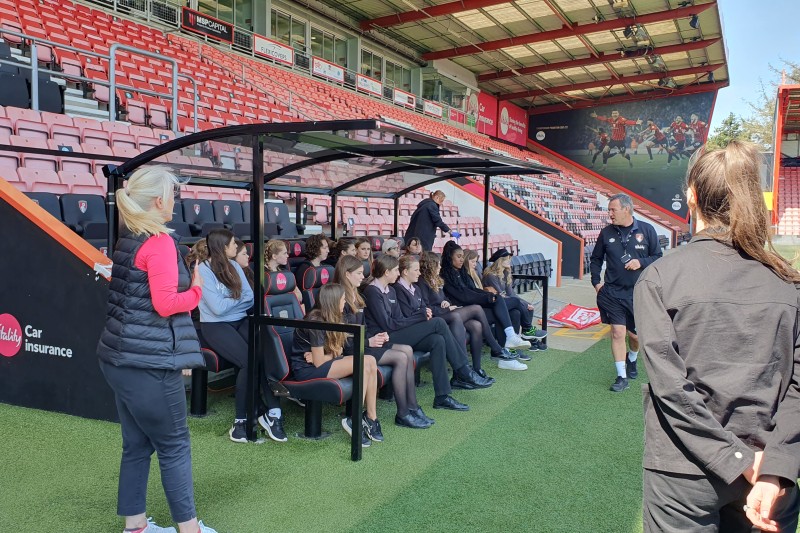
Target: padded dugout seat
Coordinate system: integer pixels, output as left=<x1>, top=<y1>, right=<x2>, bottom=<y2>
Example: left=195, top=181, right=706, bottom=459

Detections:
left=59, top=193, right=107, bottom=239
left=297, top=264, right=334, bottom=310
left=189, top=326, right=235, bottom=416
left=181, top=199, right=223, bottom=237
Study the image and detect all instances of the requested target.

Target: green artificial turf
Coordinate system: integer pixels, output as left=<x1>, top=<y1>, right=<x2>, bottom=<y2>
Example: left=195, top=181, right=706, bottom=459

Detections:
left=0, top=339, right=650, bottom=533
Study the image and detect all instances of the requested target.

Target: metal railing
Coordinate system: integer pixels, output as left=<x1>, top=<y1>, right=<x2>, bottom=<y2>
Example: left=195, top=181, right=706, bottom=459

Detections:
left=0, top=27, right=197, bottom=133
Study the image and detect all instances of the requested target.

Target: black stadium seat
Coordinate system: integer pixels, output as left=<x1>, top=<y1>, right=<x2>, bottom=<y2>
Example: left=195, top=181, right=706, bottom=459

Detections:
left=266, top=201, right=303, bottom=238
left=60, top=193, right=107, bottom=239
left=25, top=192, right=62, bottom=220
left=190, top=326, right=234, bottom=416
left=0, top=73, right=29, bottom=109
left=182, top=199, right=223, bottom=236
left=212, top=200, right=244, bottom=226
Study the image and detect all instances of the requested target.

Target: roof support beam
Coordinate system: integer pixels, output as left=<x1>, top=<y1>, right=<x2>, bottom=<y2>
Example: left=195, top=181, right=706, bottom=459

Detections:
left=422, top=2, right=715, bottom=61
left=499, top=63, right=724, bottom=101
left=527, top=81, right=728, bottom=115
left=478, top=38, right=720, bottom=82
left=359, top=0, right=514, bottom=31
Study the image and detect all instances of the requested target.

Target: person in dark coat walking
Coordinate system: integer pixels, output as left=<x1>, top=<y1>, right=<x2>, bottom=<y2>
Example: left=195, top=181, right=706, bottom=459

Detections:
left=405, top=190, right=458, bottom=251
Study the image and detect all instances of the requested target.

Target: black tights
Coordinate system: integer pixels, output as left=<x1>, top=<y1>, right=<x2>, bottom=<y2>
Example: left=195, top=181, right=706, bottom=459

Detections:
left=442, top=305, right=503, bottom=369
left=378, top=345, right=419, bottom=418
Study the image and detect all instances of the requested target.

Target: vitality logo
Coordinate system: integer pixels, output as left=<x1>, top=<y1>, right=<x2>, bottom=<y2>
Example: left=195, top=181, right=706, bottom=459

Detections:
left=0, top=313, right=23, bottom=357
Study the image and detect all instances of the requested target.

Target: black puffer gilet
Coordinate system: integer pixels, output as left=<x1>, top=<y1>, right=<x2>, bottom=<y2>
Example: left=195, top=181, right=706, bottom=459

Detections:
left=97, top=232, right=203, bottom=369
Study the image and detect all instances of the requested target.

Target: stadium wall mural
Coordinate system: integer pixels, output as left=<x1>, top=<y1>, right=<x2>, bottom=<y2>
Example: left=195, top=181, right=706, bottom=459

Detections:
left=529, top=91, right=716, bottom=221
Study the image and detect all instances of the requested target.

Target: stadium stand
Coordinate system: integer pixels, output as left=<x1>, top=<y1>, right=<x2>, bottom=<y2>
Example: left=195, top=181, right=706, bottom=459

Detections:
left=0, top=0, right=686, bottom=255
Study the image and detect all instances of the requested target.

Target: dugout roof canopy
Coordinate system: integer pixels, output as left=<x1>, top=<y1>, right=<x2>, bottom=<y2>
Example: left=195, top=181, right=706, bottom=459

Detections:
left=324, top=0, right=728, bottom=114
left=110, top=119, right=559, bottom=197
left=778, top=85, right=800, bottom=135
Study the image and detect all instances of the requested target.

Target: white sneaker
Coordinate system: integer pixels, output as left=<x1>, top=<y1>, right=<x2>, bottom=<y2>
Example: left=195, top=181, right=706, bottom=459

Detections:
left=198, top=520, right=218, bottom=533
left=504, top=334, right=531, bottom=350
left=127, top=518, right=176, bottom=533
left=498, top=359, right=528, bottom=371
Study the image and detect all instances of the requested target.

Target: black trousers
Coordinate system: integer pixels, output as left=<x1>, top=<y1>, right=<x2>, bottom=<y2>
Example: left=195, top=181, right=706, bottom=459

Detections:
left=504, top=296, right=533, bottom=329
left=643, top=468, right=800, bottom=533
left=100, top=363, right=197, bottom=523
left=201, top=318, right=278, bottom=420
left=388, top=317, right=463, bottom=396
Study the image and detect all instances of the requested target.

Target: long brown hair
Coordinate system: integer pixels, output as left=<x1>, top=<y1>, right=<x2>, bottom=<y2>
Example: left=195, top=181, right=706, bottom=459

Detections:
left=483, top=255, right=512, bottom=286
left=463, top=249, right=483, bottom=288
left=419, top=251, right=444, bottom=292
left=235, top=238, right=254, bottom=289
left=185, top=238, right=208, bottom=268
left=306, top=284, right=347, bottom=357
left=206, top=229, right=242, bottom=300
left=687, top=141, right=800, bottom=282
left=333, top=255, right=365, bottom=311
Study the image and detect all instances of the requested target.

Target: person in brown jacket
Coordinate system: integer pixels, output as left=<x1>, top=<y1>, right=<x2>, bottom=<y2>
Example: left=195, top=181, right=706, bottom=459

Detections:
left=634, top=141, right=800, bottom=532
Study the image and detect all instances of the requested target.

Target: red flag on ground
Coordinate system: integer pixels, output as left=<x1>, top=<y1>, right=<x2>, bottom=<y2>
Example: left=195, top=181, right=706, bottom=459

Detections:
left=549, top=304, right=602, bottom=330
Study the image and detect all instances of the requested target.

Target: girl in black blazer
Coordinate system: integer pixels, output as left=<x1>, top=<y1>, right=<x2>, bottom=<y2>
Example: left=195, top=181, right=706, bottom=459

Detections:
left=363, top=255, right=489, bottom=411
left=334, top=255, right=431, bottom=429
left=440, top=241, right=531, bottom=353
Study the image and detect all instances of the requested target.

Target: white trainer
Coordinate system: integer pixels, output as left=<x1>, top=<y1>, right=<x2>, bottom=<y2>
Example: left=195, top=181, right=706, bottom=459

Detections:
left=504, top=334, right=531, bottom=350
left=498, top=359, right=528, bottom=371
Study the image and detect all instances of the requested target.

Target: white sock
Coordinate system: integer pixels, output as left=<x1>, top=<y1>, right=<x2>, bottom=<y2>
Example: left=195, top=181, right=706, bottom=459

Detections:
left=268, top=408, right=282, bottom=418
left=628, top=350, right=638, bottom=362
left=504, top=327, right=516, bottom=339
left=615, top=361, right=627, bottom=378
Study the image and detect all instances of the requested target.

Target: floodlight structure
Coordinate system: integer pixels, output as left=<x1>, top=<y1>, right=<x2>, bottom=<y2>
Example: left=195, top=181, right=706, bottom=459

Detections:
left=689, top=15, right=700, bottom=29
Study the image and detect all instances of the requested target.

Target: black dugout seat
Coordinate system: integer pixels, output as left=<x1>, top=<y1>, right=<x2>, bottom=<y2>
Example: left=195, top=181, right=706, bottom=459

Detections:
left=298, top=265, right=334, bottom=310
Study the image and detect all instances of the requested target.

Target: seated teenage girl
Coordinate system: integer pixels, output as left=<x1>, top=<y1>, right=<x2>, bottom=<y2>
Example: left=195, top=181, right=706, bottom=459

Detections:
left=363, top=255, right=491, bottom=412
left=416, top=252, right=526, bottom=372
left=293, top=234, right=330, bottom=289
left=233, top=238, right=254, bottom=290
left=395, top=254, right=497, bottom=383
left=334, top=255, right=432, bottom=429
left=440, top=241, right=532, bottom=357
left=290, top=283, right=382, bottom=447
left=265, top=239, right=304, bottom=314
left=198, top=229, right=286, bottom=443
left=482, top=248, right=547, bottom=344
left=354, top=237, right=373, bottom=277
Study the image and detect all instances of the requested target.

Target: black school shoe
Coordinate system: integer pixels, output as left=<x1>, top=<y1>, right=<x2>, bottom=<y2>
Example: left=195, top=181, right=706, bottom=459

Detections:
left=610, top=376, right=629, bottom=393
left=410, top=407, right=435, bottom=425
left=433, top=395, right=470, bottom=411
left=395, top=413, right=431, bottom=429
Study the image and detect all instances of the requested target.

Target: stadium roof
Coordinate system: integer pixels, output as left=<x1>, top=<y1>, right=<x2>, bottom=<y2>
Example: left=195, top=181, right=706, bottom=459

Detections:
left=777, top=85, right=800, bottom=135
left=325, top=0, right=728, bottom=114
left=111, top=119, right=559, bottom=198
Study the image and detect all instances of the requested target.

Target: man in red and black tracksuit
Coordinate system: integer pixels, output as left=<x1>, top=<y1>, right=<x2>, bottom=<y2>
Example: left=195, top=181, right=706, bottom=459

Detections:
left=666, top=115, right=691, bottom=167
left=643, top=118, right=668, bottom=164
left=591, top=110, right=642, bottom=170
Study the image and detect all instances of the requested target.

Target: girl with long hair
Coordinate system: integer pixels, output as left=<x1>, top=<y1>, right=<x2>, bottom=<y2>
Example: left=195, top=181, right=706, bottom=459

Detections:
left=199, top=230, right=286, bottom=444
left=418, top=252, right=524, bottom=372
left=325, top=237, right=357, bottom=266
left=482, top=249, right=547, bottom=342
left=402, top=237, right=423, bottom=257
left=234, top=238, right=254, bottom=290
left=334, top=255, right=432, bottom=429
left=364, top=255, right=492, bottom=412
left=635, top=141, right=800, bottom=532
left=294, top=233, right=331, bottom=293
left=96, top=166, right=217, bottom=533
left=440, top=241, right=532, bottom=356
left=290, top=283, right=382, bottom=446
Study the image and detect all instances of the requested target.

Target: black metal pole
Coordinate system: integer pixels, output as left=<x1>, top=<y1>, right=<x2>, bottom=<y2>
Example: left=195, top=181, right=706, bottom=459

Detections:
left=247, top=135, right=266, bottom=442
left=393, top=197, right=399, bottom=237
left=330, top=193, right=338, bottom=239
left=482, top=174, right=490, bottom=266
left=351, top=324, right=364, bottom=462
left=106, top=170, right=118, bottom=256
left=295, top=191, right=302, bottom=226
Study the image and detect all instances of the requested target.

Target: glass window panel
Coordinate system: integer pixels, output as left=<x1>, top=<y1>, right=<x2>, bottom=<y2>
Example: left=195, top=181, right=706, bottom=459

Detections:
left=292, top=19, right=306, bottom=52
left=310, top=27, right=323, bottom=58
left=335, top=38, right=347, bottom=68
left=217, top=0, right=233, bottom=23
left=234, top=0, right=251, bottom=30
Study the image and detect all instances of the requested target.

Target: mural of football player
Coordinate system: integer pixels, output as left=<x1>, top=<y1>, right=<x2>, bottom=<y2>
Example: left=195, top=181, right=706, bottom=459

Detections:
left=586, top=126, right=609, bottom=168
left=664, top=115, right=692, bottom=169
left=642, top=118, right=670, bottom=164
left=590, top=110, right=642, bottom=170
left=688, top=113, right=709, bottom=153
